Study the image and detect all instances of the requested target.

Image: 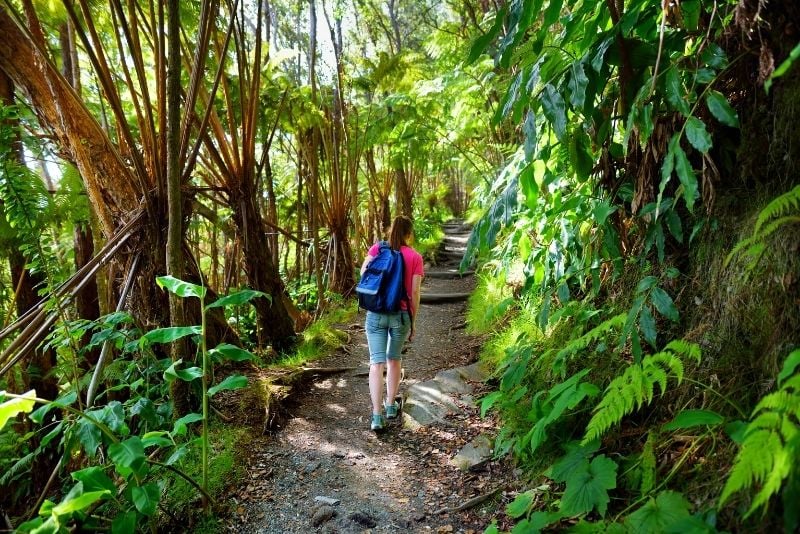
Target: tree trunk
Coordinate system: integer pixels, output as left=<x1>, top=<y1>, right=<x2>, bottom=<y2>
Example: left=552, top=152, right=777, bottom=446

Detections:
left=230, top=183, right=296, bottom=352
left=395, top=162, right=412, bottom=217
left=73, top=223, right=101, bottom=367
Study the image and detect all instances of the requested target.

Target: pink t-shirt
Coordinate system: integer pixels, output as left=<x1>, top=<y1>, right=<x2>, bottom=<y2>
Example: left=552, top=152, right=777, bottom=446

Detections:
left=367, top=243, right=424, bottom=313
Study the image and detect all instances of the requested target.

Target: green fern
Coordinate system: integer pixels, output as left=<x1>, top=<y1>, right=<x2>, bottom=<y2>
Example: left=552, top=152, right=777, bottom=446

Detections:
left=725, top=185, right=800, bottom=269
left=550, top=313, right=626, bottom=375
left=719, top=349, right=800, bottom=516
left=583, top=341, right=701, bottom=443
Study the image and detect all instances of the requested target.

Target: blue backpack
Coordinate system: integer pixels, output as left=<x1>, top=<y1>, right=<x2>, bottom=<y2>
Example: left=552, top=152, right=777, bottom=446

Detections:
left=356, top=241, right=408, bottom=314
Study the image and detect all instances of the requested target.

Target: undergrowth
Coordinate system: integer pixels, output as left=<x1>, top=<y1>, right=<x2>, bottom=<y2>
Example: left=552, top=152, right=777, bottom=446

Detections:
left=467, top=190, right=800, bottom=532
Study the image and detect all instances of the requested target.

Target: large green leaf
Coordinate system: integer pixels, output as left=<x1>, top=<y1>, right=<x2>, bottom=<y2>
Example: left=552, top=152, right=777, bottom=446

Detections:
left=665, top=67, right=690, bottom=116
left=685, top=117, right=712, bottom=153
left=625, top=491, right=692, bottom=533
left=156, top=276, right=206, bottom=299
left=71, top=466, right=115, bottom=493
left=639, top=305, right=657, bottom=348
left=171, top=412, right=203, bottom=437
left=506, top=489, right=535, bottom=518
left=560, top=455, right=618, bottom=517
left=111, top=511, right=137, bottom=534
left=468, top=6, right=507, bottom=63
left=568, top=61, right=589, bottom=109
left=132, top=483, right=160, bottom=516
left=207, top=375, right=249, bottom=397
left=205, top=289, right=269, bottom=310
left=164, top=359, right=203, bottom=383
left=705, top=90, right=739, bottom=127
left=0, top=390, right=36, bottom=430
left=663, top=409, right=724, bottom=431
left=108, top=437, right=147, bottom=478
left=30, top=391, right=76, bottom=424
left=650, top=287, right=679, bottom=322
left=523, top=111, right=538, bottom=161
left=209, top=343, right=255, bottom=363
left=541, top=84, right=567, bottom=141
left=76, top=417, right=103, bottom=457
left=52, top=488, right=111, bottom=515
left=143, top=326, right=201, bottom=344
left=672, top=141, right=699, bottom=213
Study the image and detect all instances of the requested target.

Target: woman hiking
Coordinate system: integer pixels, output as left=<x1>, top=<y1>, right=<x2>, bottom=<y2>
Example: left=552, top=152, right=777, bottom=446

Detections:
left=359, top=215, right=424, bottom=431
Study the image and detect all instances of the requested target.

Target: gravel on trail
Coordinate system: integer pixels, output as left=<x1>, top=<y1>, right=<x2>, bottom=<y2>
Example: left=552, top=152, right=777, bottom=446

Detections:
left=225, top=230, right=515, bottom=533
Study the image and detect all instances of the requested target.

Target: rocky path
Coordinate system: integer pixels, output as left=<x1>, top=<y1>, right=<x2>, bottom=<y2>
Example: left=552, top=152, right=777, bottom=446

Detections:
left=231, top=222, right=513, bottom=533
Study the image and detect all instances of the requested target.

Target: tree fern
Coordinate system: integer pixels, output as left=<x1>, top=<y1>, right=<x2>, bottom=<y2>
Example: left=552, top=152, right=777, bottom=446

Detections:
left=583, top=341, right=701, bottom=443
left=719, top=349, right=800, bottom=516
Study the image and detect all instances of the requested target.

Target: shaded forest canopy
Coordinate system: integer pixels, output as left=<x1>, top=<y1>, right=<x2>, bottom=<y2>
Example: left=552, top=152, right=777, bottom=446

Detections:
left=0, top=0, right=798, bottom=532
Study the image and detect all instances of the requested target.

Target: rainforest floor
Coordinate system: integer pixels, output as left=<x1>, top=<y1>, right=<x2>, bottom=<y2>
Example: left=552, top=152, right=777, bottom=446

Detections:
left=221, top=235, right=517, bottom=533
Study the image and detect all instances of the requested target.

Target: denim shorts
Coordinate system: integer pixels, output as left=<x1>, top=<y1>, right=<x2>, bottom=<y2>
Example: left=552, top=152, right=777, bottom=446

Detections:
left=365, top=311, right=411, bottom=365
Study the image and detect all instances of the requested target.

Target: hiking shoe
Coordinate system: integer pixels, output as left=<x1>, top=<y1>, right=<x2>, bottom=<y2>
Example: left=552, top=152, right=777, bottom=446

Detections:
left=384, top=401, right=400, bottom=419
left=370, top=414, right=385, bottom=431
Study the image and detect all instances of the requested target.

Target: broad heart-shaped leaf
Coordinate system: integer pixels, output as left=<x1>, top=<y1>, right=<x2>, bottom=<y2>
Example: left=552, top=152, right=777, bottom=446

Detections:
left=541, top=84, right=567, bottom=141
left=650, top=287, right=679, bottom=322
left=156, top=276, right=206, bottom=299
left=663, top=409, right=724, bottom=431
left=164, top=359, right=203, bottom=383
left=171, top=412, right=203, bottom=437
left=207, top=375, right=249, bottom=397
left=143, top=325, right=201, bottom=344
left=132, top=482, right=160, bottom=516
left=108, top=437, right=147, bottom=478
left=0, top=390, right=36, bottom=430
left=706, top=90, right=739, bottom=127
left=560, top=455, right=618, bottom=517
left=70, top=466, right=115, bottom=493
left=209, top=343, right=255, bottom=363
left=506, top=489, right=536, bottom=518
left=685, top=117, right=712, bottom=153
left=30, top=390, right=77, bottom=424
left=673, top=141, right=699, bottom=213
left=111, top=511, right=137, bottom=534
left=52, top=489, right=111, bottom=515
left=548, top=440, right=601, bottom=483
left=624, top=491, right=691, bottom=533
left=76, top=417, right=103, bottom=457
left=205, top=289, right=269, bottom=310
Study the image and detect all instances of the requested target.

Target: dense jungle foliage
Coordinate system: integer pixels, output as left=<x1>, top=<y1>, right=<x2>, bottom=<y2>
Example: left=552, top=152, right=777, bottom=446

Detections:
left=0, top=0, right=798, bottom=532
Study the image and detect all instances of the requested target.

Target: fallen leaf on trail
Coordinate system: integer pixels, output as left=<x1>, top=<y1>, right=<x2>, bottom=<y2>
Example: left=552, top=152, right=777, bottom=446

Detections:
left=437, top=526, right=454, bottom=533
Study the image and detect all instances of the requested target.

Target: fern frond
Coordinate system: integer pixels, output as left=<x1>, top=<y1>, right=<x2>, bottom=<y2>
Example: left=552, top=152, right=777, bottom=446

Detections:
left=726, top=185, right=800, bottom=270
left=554, top=313, right=626, bottom=365
left=583, top=344, right=699, bottom=444
left=0, top=451, right=35, bottom=486
left=720, top=353, right=800, bottom=516
left=664, top=339, right=701, bottom=363
left=719, top=429, right=784, bottom=507
left=754, top=184, right=800, bottom=234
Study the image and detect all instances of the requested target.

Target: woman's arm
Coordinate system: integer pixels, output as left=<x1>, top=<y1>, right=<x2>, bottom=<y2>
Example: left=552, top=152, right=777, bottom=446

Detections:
left=411, top=274, right=422, bottom=317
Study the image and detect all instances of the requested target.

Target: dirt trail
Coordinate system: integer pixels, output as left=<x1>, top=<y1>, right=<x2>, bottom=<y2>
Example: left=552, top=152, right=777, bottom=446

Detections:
left=229, top=224, right=513, bottom=533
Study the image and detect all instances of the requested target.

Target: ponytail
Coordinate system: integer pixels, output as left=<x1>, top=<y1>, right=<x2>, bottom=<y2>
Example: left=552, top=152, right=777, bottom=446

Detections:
left=388, top=215, right=413, bottom=251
